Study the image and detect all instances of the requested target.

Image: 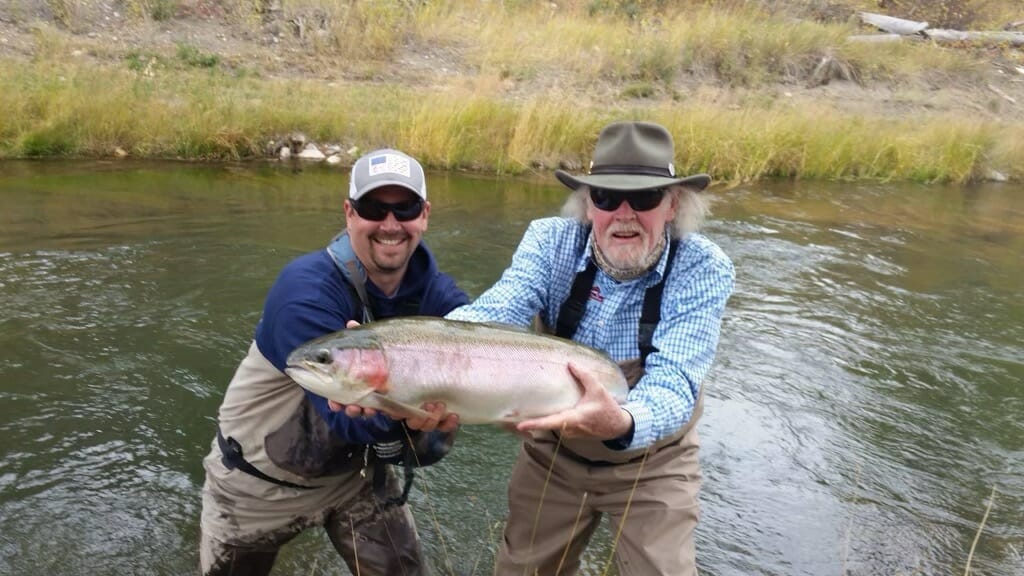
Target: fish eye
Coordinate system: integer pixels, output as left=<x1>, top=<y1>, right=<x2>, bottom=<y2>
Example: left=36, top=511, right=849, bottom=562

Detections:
left=312, top=349, right=332, bottom=364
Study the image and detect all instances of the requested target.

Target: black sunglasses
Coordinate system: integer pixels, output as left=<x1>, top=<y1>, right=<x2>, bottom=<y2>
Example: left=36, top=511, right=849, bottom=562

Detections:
left=351, top=197, right=425, bottom=222
left=589, top=188, right=666, bottom=212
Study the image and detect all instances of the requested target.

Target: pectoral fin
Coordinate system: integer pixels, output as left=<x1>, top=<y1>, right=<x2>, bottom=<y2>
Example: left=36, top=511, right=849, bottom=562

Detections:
left=360, top=393, right=432, bottom=421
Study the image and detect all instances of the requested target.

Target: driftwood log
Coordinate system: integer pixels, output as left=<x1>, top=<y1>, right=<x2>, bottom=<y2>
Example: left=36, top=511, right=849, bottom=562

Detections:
left=848, top=33, right=906, bottom=43
left=858, top=12, right=927, bottom=35
left=924, top=29, right=1024, bottom=47
left=855, top=11, right=1024, bottom=47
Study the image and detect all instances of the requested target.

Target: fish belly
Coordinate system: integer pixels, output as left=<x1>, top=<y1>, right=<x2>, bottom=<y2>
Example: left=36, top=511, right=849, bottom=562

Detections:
left=384, top=346, right=588, bottom=424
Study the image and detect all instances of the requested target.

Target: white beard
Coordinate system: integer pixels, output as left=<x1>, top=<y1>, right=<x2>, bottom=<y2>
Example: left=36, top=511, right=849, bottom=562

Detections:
left=590, top=233, right=666, bottom=282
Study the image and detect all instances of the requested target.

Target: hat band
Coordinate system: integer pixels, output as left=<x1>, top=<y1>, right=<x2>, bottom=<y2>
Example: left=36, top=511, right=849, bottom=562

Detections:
left=589, top=164, right=674, bottom=178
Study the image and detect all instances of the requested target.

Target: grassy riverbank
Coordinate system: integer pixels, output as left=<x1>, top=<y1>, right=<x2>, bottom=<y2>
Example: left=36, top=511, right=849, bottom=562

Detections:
left=2, top=0, right=1023, bottom=183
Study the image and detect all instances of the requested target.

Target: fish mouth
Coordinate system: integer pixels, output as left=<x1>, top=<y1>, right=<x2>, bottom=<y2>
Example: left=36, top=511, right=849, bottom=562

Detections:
left=285, top=362, right=375, bottom=405
left=285, top=363, right=334, bottom=391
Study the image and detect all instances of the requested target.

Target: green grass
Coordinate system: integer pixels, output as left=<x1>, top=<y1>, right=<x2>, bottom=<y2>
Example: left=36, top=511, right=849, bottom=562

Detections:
left=176, top=44, right=220, bottom=69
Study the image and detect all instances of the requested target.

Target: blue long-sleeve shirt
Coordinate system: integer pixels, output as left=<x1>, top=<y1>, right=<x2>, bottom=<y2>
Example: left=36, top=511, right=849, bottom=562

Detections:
left=256, top=242, right=468, bottom=444
left=446, top=217, right=734, bottom=450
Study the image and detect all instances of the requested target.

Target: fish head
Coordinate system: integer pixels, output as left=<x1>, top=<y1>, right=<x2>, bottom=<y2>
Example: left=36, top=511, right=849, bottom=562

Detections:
left=285, top=339, right=390, bottom=404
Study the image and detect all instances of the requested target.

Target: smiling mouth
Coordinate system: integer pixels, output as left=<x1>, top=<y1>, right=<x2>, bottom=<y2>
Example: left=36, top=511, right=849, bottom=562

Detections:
left=611, top=231, right=640, bottom=240
left=373, top=236, right=407, bottom=246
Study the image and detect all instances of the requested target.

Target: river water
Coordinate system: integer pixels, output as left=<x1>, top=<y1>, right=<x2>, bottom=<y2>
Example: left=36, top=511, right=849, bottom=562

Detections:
left=0, top=160, right=1021, bottom=576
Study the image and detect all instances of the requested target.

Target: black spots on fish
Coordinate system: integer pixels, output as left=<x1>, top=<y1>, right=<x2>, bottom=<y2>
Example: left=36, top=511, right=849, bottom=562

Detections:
left=313, top=348, right=332, bottom=364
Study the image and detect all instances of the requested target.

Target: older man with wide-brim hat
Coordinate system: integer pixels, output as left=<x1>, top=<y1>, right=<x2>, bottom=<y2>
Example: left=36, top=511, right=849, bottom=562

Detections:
left=447, top=120, right=735, bottom=575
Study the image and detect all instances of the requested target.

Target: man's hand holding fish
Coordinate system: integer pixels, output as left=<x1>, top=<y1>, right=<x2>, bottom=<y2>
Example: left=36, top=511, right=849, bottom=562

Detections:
left=329, top=398, right=459, bottom=433
left=514, top=362, right=633, bottom=440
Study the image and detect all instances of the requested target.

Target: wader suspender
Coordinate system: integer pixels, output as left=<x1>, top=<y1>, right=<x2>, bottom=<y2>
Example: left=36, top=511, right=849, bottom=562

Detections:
left=216, top=428, right=318, bottom=490
left=326, top=230, right=417, bottom=508
left=327, top=229, right=376, bottom=324
left=556, top=239, right=679, bottom=364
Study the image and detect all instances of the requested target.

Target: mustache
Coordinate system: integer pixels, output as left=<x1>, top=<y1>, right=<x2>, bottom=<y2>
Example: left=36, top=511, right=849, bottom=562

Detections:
left=606, top=225, right=644, bottom=236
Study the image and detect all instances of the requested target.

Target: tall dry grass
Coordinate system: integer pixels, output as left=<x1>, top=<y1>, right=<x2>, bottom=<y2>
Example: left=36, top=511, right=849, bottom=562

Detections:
left=4, top=53, right=1018, bottom=183
left=2, top=0, right=1023, bottom=182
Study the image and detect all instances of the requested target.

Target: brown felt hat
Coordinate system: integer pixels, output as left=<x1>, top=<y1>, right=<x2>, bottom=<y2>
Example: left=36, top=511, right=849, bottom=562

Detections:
left=555, top=121, right=710, bottom=192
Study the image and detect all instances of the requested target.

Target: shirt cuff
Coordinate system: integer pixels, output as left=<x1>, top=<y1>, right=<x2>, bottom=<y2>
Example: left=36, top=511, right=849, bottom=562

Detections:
left=601, top=407, right=635, bottom=451
left=618, top=400, right=654, bottom=450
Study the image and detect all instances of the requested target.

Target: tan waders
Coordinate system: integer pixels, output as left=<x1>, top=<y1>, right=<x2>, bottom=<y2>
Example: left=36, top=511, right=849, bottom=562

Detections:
left=494, top=426, right=702, bottom=576
left=200, top=447, right=426, bottom=576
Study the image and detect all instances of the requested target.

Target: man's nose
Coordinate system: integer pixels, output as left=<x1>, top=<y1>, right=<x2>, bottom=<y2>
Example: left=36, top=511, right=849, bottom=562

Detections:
left=379, top=211, right=402, bottom=228
left=612, top=200, right=636, bottom=217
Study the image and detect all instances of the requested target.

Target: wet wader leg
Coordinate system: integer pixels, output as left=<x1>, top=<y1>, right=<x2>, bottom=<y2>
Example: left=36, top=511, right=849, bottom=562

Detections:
left=324, top=467, right=426, bottom=576
left=605, top=435, right=702, bottom=576
left=494, top=445, right=602, bottom=576
left=199, top=447, right=314, bottom=576
left=199, top=530, right=282, bottom=576
left=603, top=481, right=700, bottom=576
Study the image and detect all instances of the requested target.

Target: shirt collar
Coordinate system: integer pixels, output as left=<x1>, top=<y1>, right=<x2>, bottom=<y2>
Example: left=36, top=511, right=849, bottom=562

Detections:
left=646, top=229, right=675, bottom=286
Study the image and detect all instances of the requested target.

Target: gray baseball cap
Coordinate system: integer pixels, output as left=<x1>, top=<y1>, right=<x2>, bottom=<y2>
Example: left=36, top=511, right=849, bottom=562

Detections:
left=348, top=149, right=427, bottom=200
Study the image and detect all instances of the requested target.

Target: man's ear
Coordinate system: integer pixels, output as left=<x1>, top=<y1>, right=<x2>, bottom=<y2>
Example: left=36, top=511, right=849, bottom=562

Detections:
left=667, top=189, right=680, bottom=220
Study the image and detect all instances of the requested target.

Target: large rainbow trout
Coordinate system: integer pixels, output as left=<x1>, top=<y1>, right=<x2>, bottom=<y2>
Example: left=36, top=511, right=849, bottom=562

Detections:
left=285, top=317, right=630, bottom=424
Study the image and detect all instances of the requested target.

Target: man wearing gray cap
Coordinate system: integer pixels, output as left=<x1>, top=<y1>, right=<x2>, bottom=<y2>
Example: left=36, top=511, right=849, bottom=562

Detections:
left=199, top=149, right=467, bottom=576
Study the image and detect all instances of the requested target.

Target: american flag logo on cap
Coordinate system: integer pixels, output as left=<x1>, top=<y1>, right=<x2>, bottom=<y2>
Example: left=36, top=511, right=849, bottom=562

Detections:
left=368, top=153, right=411, bottom=177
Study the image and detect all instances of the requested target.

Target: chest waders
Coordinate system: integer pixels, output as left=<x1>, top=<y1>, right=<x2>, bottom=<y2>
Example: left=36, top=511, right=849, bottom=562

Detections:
left=556, top=239, right=679, bottom=364
left=553, top=238, right=679, bottom=451
left=326, top=230, right=419, bottom=508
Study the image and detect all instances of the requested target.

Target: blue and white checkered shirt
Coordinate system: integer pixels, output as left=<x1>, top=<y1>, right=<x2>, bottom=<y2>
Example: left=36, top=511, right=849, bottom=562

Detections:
left=446, top=217, right=734, bottom=450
